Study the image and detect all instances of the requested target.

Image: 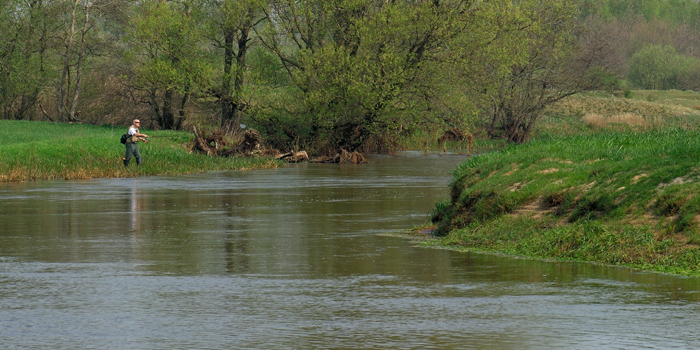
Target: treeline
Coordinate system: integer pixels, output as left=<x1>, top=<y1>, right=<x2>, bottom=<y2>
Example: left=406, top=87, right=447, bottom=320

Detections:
left=579, top=0, right=700, bottom=23
left=1, top=0, right=689, bottom=153
left=580, top=0, right=700, bottom=91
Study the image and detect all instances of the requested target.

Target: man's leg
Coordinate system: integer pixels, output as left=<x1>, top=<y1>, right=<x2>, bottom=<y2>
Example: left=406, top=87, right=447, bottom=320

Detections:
left=124, top=143, right=134, bottom=167
left=133, top=145, right=143, bottom=165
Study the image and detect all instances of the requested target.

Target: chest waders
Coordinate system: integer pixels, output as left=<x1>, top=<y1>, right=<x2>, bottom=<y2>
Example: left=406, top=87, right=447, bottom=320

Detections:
left=124, top=137, right=142, bottom=167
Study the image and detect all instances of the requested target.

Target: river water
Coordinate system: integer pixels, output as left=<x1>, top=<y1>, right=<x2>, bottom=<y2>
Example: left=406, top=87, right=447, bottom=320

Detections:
left=1, top=152, right=700, bottom=349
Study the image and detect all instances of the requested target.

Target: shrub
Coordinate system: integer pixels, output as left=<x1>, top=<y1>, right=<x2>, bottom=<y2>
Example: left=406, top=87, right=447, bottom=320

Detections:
left=628, top=44, right=700, bottom=90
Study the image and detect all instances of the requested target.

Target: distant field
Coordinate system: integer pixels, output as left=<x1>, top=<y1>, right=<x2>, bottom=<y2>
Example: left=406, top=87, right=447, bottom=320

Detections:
left=537, top=90, right=700, bottom=139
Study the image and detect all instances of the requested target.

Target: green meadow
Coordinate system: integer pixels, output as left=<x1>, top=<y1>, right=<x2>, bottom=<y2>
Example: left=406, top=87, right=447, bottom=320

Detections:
left=0, top=120, right=279, bottom=181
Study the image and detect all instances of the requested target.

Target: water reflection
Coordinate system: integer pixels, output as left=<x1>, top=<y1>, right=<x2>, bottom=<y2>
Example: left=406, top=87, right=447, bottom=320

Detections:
left=130, top=183, right=141, bottom=233
left=1, top=153, right=700, bottom=349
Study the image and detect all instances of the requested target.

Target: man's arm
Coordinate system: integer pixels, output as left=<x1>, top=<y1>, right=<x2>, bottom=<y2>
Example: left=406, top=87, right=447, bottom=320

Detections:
left=130, top=129, right=148, bottom=141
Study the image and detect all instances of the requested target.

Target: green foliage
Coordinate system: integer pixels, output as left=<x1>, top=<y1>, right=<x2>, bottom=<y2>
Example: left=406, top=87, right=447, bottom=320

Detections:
left=575, top=0, right=700, bottom=24
left=0, top=0, right=54, bottom=120
left=468, top=0, right=614, bottom=144
left=1, top=0, right=696, bottom=154
left=124, top=0, right=216, bottom=129
left=253, top=0, right=461, bottom=152
left=128, top=1, right=213, bottom=93
left=247, top=0, right=603, bottom=152
left=628, top=44, right=699, bottom=90
left=247, top=47, right=288, bottom=87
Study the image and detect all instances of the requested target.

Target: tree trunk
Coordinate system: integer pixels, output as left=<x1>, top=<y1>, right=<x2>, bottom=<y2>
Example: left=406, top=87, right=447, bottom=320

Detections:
left=68, top=1, right=90, bottom=122
left=57, top=0, right=80, bottom=122
left=160, top=88, right=175, bottom=129
left=221, top=26, right=238, bottom=132
left=220, top=11, right=252, bottom=134
left=175, top=85, right=190, bottom=130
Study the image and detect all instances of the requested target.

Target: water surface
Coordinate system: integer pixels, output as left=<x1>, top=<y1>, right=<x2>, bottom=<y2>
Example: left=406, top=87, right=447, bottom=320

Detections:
left=1, top=152, right=700, bottom=349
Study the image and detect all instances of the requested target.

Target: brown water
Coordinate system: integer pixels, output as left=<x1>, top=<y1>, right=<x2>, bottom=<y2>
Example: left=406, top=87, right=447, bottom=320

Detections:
left=2, top=152, right=700, bottom=349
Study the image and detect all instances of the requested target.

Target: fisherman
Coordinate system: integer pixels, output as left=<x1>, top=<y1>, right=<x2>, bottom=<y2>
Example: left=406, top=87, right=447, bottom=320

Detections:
left=124, top=119, right=148, bottom=167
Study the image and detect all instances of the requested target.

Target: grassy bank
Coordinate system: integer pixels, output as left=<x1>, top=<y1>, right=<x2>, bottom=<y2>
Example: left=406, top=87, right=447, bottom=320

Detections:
left=0, top=120, right=279, bottom=181
left=414, top=90, right=700, bottom=276
left=425, top=128, right=700, bottom=275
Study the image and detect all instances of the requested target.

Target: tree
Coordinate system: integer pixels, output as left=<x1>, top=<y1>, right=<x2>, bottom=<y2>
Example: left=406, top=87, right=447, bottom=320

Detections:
left=205, top=0, right=266, bottom=134
left=0, top=0, right=53, bottom=120
left=56, top=0, right=94, bottom=122
left=125, top=0, right=213, bottom=129
left=252, top=0, right=482, bottom=153
left=628, top=44, right=692, bottom=89
left=469, top=0, right=616, bottom=143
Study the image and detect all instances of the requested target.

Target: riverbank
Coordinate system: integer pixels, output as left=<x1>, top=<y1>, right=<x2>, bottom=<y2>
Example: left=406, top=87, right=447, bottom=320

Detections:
left=418, top=128, right=700, bottom=276
left=0, top=120, right=280, bottom=182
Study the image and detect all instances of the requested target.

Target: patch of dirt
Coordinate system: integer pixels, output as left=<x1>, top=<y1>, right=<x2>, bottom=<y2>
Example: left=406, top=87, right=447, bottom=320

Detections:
left=541, top=158, right=574, bottom=164
left=503, top=168, right=519, bottom=176
left=631, top=174, right=648, bottom=184
left=508, top=197, right=555, bottom=220
left=657, top=177, right=692, bottom=188
left=509, top=182, right=524, bottom=192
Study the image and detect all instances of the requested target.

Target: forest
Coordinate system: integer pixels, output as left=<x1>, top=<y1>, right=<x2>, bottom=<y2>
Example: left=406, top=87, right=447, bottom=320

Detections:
left=3, top=0, right=700, bottom=155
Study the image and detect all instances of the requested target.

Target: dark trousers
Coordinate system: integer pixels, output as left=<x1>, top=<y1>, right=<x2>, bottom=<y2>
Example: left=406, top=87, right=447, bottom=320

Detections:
left=124, top=142, right=142, bottom=166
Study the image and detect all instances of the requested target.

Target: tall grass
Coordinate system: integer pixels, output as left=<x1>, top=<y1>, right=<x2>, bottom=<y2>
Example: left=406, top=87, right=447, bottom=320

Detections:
left=0, top=120, right=279, bottom=181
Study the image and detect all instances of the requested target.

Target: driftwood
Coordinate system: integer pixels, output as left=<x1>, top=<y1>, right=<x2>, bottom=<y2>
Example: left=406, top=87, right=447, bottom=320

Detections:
left=240, top=129, right=262, bottom=153
left=275, top=151, right=309, bottom=162
left=437, top=127, right=474, bottom=155
left=192, top=127, right=263, bottom=157
left=192, top=126, right=229, bottom=156
left=310, top=149, right=367, bottom=164
left=222, top=129, right=263, bottom=156
left=192, top=126, right=213, bottom=155
left=192, top=127, right=367, bottom=164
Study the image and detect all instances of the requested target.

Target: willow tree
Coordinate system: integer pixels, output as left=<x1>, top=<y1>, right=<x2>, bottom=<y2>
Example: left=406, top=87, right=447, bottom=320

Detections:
left=459, top=0, right=615, bottom=143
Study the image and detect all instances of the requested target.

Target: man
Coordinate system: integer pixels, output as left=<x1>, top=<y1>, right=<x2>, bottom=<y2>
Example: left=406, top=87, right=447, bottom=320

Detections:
left=124, top=119, right=148, bottom=167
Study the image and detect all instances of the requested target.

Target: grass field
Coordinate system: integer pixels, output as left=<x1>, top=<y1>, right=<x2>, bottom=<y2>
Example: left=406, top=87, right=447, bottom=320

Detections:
left=0, top=121, right=279, bottom=181
left=537, top=90, right=700, bottom=138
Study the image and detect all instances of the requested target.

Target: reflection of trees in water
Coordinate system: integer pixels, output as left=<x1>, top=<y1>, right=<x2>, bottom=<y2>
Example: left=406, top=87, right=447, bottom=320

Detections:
left=222, top=193, right=251, bottom=274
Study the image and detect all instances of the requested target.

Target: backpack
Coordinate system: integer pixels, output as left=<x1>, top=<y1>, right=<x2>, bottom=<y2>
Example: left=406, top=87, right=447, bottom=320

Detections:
left=120, top=133, right=128, bottom=144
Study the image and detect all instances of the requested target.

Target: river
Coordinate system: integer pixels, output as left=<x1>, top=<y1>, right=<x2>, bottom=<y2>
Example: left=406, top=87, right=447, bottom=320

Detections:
left=1, top=152, right=700, bottom=349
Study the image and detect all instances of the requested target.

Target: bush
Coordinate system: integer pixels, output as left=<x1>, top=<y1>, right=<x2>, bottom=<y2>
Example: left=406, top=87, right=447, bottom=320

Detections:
left=628, top=44, right=700, bottom=90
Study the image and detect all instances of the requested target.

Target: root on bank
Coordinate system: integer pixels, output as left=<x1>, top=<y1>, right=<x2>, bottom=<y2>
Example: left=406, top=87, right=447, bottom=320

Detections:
left=190, top=127, right=367, bottom=164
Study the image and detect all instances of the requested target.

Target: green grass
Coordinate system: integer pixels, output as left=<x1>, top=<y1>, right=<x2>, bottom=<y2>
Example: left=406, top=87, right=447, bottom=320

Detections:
left=426, top=128, right=700, bottom=276
left=0, top=120, right=280, bottom=181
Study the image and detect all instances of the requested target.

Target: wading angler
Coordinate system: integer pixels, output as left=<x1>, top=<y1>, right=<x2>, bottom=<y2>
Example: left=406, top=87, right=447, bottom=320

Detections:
left=123, top=119, right=149, bottom=167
